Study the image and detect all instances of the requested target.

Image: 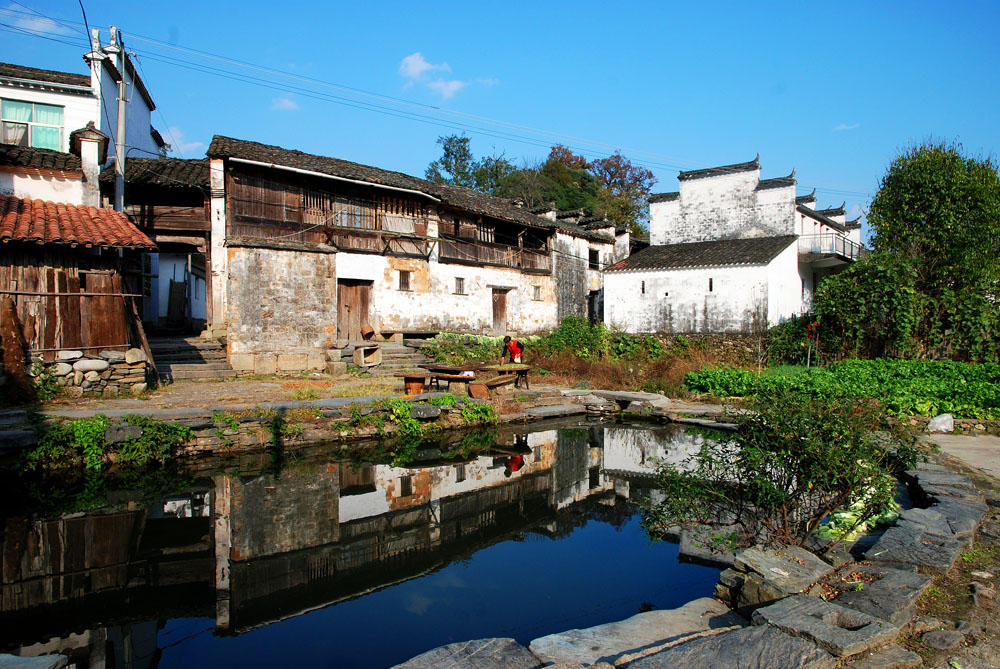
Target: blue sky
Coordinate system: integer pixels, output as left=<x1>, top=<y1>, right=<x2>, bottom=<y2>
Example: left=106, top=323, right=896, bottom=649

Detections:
left=3, top=1, right=999, bottom=238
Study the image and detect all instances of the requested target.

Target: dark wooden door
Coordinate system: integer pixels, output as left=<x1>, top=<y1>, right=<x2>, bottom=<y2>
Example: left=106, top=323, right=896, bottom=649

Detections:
left=337, top=280, right=372, bottom=341
left=492, top=289, right=507, bottom=335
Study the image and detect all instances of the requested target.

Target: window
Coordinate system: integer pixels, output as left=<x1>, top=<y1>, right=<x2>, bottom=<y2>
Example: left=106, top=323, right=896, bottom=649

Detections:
left=399, top=475, right=412, bottom=497
left=533, top=285, right=542, bottom=301
left=589, top=249, right=600, bottom=270
left=455, top=464, right=466, bottom=483
left=399, top=270, right=411, bottom=291
left=709, top=278, right=714, bottom=292
left=455, top=277, right=465, bottom=295
left=1, top=99, right=64, bottom=150
left=641, top=280, right=645, bottom=294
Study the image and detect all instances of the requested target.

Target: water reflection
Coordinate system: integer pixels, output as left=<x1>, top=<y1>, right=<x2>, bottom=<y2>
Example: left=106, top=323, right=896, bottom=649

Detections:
left=1, top=422, right=716, bottom=667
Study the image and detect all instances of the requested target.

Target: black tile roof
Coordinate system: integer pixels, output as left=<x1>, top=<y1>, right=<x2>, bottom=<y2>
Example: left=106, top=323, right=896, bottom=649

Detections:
left=100, top=158, right=209, bottom=189
left=0, top=144, right=80, bottom=172
left=556, top=209, right=585, bottom=219
left=846, top=216, right=862, bottom=230
left=816, top=202, right=846, bottom=217
left=795, top=189, right=816, bottom=204
left=797, top=205, right=847, bottom=233
left=0, top=61, right=90, bottom=87
left=678, top=154, right=759, bottom=182
left=649, top=191, right=680, bottom=203
left=756, top=170, right=796, bottom=191
left=606, top=235, right=797, bottom=272
left=207, top=135, right=612, bottom=242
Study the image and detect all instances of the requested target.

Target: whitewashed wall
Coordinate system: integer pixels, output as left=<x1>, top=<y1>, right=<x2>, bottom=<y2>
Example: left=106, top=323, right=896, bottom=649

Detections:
left=605, top=245, right=799, bottom=333
left=0, top=170, right=83, bottom=203
left=676, top=169, right=759, bottom=242
left=337, top=250, right=558, bottom=335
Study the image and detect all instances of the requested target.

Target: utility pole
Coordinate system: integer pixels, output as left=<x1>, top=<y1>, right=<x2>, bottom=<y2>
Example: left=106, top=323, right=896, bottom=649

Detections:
left=105, top=26, right=128, bottom=212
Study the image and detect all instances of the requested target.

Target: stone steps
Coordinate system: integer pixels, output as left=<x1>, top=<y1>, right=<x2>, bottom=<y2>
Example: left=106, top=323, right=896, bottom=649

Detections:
left=151, top=336, right=235, bottom=381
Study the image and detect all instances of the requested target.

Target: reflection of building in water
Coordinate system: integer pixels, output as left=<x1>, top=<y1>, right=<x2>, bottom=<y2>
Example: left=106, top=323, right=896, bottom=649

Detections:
left=1, top=423, right=704, bottom=663
left=601, top=424, right=707, bottom=500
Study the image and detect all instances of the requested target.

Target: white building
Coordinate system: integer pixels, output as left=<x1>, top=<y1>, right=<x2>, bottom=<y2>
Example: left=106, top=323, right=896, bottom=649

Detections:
left=1, top=28, right=164, bottom=207
left=604, top=156, right=863, bottom=333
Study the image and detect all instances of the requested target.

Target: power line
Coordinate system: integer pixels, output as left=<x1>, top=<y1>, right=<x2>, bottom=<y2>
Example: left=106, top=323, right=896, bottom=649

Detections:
left=0, top=4, right=875, bottom=201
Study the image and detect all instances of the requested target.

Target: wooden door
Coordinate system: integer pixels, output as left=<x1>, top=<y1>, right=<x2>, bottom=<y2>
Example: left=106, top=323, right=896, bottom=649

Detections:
left=492, top=289, right=507, bottom=336
left=167, top=280, right=187, bottom=326
left=337, top=280, right=372, bottom=341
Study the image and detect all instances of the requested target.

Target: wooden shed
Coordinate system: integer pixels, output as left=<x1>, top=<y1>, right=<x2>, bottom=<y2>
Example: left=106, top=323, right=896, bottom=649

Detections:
left=0, top=194, right=157, bottom=360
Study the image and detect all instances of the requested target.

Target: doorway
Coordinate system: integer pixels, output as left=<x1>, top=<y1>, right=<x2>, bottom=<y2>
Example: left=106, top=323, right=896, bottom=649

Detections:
left=492, top=288, right=508, bottom=336
left=337, top=279, right=372, bottom=341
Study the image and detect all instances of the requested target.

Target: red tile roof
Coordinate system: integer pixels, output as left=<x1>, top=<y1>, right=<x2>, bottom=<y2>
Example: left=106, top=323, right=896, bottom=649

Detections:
left=0, top=195, right=156, bottom=249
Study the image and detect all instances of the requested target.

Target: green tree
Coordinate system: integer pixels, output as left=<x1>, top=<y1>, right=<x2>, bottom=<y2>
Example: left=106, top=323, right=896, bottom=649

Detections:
left=425, top=135, right=476, bottom=188
left=815, top=142, right=1000, bottom=361
left=590, top=151, right=657, bottom=237
left=473, top=152, right=515, bottom=195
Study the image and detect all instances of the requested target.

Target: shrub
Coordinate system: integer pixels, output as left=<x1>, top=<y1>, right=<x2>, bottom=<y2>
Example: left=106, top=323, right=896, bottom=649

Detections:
left=641, top=389, right=919, bottom=549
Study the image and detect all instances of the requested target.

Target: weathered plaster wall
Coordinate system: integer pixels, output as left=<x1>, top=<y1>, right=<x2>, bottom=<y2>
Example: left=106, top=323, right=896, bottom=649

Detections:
left=605, top=262, right=772, bottom=334
left=754, top=185, right=796, bottom=237
left=676, top=170, right=759, bottom=242
left=554, top=232, right=604, bottom=321
left=226, top=246, right=335, bottom=373
left=649, top=199, right=680, bottom=246
left=0, top=170, right=83, bottom=203
left=765, top=242, right=802, bottom=325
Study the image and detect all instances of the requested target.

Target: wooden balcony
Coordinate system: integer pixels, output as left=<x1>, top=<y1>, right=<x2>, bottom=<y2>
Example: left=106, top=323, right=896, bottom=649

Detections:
left=438, top=238, right=552, bottom=274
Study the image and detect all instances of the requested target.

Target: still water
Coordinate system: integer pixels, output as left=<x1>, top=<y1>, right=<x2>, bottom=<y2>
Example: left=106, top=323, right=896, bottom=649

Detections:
left=1, top=420, right=720, bottom=668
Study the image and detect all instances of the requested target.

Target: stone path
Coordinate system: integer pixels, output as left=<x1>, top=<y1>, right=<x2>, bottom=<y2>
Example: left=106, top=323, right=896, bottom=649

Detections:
left=924, top=433, right=1000, bottom=475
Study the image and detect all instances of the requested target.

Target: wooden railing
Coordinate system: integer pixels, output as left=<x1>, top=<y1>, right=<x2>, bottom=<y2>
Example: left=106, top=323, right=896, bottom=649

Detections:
left=798, top=234, right=865, bottom=260
left=438, top=238, right=552, bottom=274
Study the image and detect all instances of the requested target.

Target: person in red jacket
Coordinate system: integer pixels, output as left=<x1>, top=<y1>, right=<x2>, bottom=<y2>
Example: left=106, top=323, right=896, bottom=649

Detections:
left=499, top=335, right=523, bottom=365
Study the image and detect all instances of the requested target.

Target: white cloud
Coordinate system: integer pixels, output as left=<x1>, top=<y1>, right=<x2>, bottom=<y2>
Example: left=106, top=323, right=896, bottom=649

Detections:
left=271, top=96, right=299, bottom=111
left=164, top=126, right=205, bottom=156
left=12, top=15, right=75, bottom=36
left=427, top=78, right=468, bottom=100
left=476, top=77, right=500, bottom=87
left=833, top=122, right=860, bottom=132
left=399, top=52, right=450, bottom=80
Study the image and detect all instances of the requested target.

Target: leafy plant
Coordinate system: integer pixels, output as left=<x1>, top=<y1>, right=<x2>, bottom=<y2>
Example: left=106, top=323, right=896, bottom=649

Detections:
left=641, top=389, right=918, bottom=550
left=460, top=402, right=498, bottom=425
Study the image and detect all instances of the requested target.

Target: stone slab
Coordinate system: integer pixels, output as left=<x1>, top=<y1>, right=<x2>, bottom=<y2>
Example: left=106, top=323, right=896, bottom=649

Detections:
left=679, top=525, right=737, bottom=568
left=592, top=390, right=666, bottom=403
left=523, top=405, right=586, bottom=418
left=125, top=348, right=147, bottom=364
left=923, top=434, right=1000, bottom=475
left=752, top=594, right=899, bottom=657
left=56, top=350, right=82, bottom=361
left=528, top=597, right=744, bottom=666
left=734, top=546, right=834, bottom=593
left=850, top=644, right=922, bottom=669
left=627, top=624, right=835, bottom=669
left=866, top=526, right=964, bottom=574
left=832, top=565, right=933, bottom=626
left=0, top=655, right=68, bottom=669
left=392, top=638, right=538, bottom=669
left=932, top=498, right=988, bottom=537
left=105, top=424, right=143, bottom=444
left=410, top=405, right=442, bottom=420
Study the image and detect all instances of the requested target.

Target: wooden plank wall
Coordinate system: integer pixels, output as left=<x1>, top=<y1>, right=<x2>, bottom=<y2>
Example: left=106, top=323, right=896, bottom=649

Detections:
left=0, top=248, right=133, bottom=360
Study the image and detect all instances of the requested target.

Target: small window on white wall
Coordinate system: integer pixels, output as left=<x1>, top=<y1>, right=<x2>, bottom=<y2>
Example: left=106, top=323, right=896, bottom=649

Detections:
left=641, top=280, right=645, bottom=294
left=455, top=277, right=465, bottom=295
left=533, top=286, right=542, bottom=301
left=709, top=278, right=714, bottom=292
left=399, top=270, right=411, bottom=291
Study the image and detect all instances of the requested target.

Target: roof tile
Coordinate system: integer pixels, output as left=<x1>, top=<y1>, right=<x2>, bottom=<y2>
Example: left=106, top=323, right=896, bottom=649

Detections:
left=606, top=235, right=797, bottom=272
left=0, top=61, right=90, bottom=87
left=0, top=195, right=156, bottom=249
left=100, top=157, right=209, bottom=189
left=0, top=144, right=81, bottom=172
left=678, top=155, right=760, bottom=182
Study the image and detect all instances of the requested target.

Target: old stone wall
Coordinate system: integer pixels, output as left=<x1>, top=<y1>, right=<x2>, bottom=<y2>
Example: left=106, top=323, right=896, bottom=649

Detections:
left=223, top=465, right=341, bottom=562
left=226, top=246, right=336, bottom=373
left=31, top=349, right=150, bottom=397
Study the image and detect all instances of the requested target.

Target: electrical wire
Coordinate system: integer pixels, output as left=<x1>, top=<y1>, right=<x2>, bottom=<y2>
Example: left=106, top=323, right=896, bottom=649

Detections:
left=0, top=5, right=874, bottom=200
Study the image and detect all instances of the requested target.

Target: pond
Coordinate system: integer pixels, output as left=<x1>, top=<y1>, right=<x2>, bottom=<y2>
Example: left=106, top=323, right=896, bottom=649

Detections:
left=0, top=419, right=722, bottom=668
